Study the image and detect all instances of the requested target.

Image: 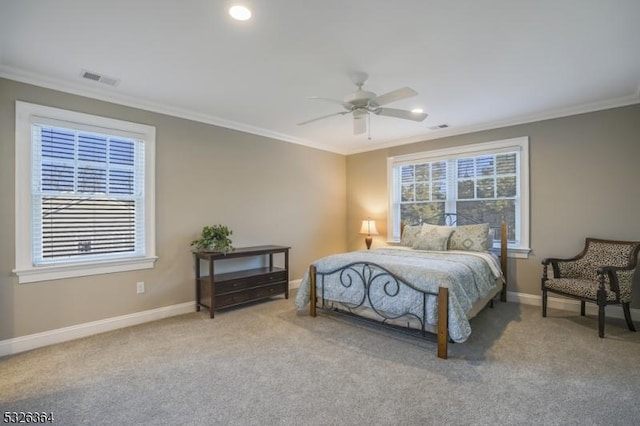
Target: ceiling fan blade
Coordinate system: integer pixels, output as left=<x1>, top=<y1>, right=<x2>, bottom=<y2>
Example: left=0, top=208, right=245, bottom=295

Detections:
left=297, top=111, right=349, bottom=126
left=376, top=107, right=428, bottom=122
left=353, top=115, right=367, bottom=135
left=307, top=96, right=353, bottom=111
left=370, top=87, right=418, bottom=107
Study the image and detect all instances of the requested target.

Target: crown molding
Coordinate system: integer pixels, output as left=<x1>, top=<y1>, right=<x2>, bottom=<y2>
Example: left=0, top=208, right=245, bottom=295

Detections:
left=0, top=65, right=345, bottom=154
left=344, top=91, right=640, bottom=155
left=3, top=65, right=637, bottom=157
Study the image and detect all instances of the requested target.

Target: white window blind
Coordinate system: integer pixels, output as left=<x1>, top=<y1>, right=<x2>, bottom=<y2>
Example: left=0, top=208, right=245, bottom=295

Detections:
left=31, top=124, right=145, bottom=265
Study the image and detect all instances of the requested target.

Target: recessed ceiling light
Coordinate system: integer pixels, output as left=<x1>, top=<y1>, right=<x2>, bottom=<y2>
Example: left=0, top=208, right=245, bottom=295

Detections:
left=411, top=108, right=424, bottom=114
left=229, top=4, right=252, bottom=21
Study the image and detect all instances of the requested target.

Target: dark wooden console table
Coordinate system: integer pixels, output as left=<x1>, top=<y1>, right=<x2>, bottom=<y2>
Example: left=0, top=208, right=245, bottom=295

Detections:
left=194, top=245, right=290, bottom=318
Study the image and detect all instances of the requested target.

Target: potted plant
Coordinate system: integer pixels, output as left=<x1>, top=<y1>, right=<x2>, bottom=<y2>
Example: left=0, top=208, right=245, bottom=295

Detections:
left=191, top=224, right=234, bottom=253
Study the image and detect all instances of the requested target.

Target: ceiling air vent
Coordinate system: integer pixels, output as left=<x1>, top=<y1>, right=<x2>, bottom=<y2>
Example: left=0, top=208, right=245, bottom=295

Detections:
left=428, top=124, right=449, bottom=130
left=81, top=70, right=119, bottom=86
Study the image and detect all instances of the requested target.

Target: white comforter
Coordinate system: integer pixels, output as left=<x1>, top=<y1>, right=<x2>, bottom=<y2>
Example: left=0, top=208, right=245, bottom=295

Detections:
left=295, top=247, right=504, bottom=343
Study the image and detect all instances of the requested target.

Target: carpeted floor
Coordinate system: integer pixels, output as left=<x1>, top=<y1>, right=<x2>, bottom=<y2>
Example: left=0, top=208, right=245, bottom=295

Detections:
left=1, top=293, right=639, bottom=425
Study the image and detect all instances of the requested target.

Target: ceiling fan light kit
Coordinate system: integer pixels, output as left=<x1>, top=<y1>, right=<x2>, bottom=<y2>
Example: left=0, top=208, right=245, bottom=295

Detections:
left=298, top=72, right=428, bottom=136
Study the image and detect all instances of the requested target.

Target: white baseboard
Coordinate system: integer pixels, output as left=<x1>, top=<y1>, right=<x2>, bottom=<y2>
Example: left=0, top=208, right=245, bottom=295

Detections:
left=0, top=301, right=195, bottom=357
left=3, top=287, right=632, bottom=357
left=506, top=291, right=639, bottom=320
left=289, top=278, right=302, bottom=290
left=1, top=280, right=302, bottom=357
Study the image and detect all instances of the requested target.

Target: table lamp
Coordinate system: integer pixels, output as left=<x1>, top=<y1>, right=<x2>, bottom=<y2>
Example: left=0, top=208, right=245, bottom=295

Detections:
left=359, top=218, right=379, bottom=250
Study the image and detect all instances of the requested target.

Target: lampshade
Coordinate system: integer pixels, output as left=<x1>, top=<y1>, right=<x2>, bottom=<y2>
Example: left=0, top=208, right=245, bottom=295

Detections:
left=359, top=219, right=379, bottom=236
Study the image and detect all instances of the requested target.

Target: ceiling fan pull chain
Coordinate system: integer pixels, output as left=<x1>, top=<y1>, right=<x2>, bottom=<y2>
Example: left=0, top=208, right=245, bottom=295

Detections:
left=367, top=113, right=372, bottom=140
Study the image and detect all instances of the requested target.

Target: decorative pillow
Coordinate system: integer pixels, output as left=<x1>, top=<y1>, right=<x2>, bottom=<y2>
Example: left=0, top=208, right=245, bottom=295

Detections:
left=400, top=224, right=422, bottom=247
left=448, top=223, right=491, bottom=252
left=413, top=224, right=453, bottom=251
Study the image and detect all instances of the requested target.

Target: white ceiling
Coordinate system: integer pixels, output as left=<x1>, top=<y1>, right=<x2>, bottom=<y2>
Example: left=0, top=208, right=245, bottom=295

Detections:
left=1, top=0, right=639, bottom=155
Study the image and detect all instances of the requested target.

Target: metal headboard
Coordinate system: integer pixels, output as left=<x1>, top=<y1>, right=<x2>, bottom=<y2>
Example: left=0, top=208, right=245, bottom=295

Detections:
left=400, top=212, right=508, bottom=302
left=403, top=212, right=493, bottom=227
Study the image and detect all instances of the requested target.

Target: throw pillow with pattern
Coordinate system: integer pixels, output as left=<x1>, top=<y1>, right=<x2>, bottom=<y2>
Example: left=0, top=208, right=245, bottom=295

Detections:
left=448, top=223, right=490, bottom=252
left=413, top=224, right=454, bottom=251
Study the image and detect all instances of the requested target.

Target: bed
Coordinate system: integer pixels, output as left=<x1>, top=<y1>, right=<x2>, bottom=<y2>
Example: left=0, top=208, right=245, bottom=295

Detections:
left=294, top=215, right=508, bottom=359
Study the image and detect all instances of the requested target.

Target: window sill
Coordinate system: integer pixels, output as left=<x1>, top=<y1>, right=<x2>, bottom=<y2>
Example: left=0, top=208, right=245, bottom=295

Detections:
left=13, top=256, right=158, bottom=284
left=491, top=246, right=531, bottom=259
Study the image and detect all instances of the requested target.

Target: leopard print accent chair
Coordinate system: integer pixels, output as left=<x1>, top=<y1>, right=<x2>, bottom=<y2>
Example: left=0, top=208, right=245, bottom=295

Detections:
left=541, top=238, right=640, bottom=338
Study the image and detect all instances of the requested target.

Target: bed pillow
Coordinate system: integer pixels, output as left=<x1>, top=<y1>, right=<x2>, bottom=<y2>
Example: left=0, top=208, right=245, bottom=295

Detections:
left=448, top=223, right=491, bottom=252
left=400, top=224, right=422, bottom=247
left=413, top=224, right=454, bottom=251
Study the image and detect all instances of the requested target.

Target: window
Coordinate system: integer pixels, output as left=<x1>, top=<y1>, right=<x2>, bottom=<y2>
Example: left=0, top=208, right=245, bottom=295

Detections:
left=387, top=137, right=530, bottom=257
left=14, top=102, right=156, bottom=283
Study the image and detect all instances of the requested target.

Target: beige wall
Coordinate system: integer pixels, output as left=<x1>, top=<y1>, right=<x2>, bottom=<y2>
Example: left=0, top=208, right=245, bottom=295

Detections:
left=0, top=78, right=347, bottom=340
left=2, top=75, right=639, bottom=342
left=346, top=104, right=640, bottom=304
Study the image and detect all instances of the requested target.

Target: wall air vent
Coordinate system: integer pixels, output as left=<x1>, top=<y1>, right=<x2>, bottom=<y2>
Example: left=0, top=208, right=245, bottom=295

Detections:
left=81, top=70, right=120, bottom=86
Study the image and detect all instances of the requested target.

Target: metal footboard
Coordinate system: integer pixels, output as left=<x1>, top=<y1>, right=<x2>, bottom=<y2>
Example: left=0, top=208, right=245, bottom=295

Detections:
left=308, top=262, right=450, bottom=359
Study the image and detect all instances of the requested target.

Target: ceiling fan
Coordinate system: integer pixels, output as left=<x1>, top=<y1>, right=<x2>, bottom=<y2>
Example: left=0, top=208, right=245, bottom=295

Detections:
left=297, top=72, right=428, bottom=135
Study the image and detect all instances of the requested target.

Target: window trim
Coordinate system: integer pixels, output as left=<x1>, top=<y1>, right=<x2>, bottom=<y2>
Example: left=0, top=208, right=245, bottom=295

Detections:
left=387, top=136, right=530, bottom=258
left=13, top=101, right=157, bottom=283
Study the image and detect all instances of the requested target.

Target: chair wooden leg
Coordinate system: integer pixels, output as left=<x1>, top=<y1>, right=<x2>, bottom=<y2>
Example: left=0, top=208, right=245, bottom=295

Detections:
left=580, top=301, right=586, bottom=316
left=598, top=304, right=605, bottom=338
left=622, top=303, right=636, bottom=332
left=542, top=289, right=547, bottom=317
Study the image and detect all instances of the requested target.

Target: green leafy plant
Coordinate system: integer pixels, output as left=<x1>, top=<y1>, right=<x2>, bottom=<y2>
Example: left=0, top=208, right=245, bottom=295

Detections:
left=191, top=224, right=234, bottom=253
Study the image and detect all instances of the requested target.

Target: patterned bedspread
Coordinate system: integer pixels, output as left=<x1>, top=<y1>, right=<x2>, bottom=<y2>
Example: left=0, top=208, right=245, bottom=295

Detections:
left=294, top=247, right=504, bottom=343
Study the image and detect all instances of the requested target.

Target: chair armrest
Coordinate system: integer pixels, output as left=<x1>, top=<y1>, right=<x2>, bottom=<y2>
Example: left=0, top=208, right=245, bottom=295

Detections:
left=542, top=258, right=558, bottom=279
left=597, top=264, right=636, bottom=295
left=598, top=264, right=636, bottom=275
left=542, top=257, right=581, bottom=279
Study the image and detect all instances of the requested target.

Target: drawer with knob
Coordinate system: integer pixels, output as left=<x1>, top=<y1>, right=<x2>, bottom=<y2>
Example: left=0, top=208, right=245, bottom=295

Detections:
left=215, top=269, right=288, bottom=294
left=214, top=282, right=287, bottom=309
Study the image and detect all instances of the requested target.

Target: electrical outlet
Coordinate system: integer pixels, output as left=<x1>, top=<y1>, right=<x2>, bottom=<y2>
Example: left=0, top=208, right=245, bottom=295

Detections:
left=136, top=281, right=145, bottom=294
